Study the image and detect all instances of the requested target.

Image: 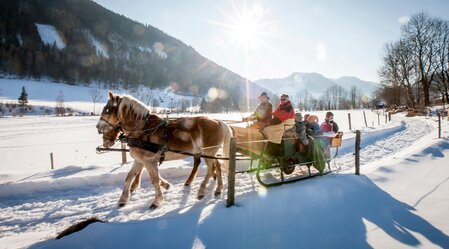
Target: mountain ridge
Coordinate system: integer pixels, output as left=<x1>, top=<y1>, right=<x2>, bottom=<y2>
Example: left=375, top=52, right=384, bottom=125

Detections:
left=254, top=72, right=379, bottom=99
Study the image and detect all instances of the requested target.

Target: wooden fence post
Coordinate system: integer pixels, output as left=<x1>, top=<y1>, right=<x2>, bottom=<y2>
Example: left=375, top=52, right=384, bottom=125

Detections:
left=348, top=113, right=352, bottom=131
left=438, top=112, right=441, bottom=139
left=377, top=112, right=380, bottom=126
left=50, top=153, right=54, bottom=170
left=385, top=114, right=387, bottom=124
left=121, top=143, right=127, bottom=165
left=363, top=110, right=367, bottom=127
left=227, top=137, right=237, bottom=207
left=355, top=130, right=361, bottom=175
left=388, top=112, right=391, bottom=122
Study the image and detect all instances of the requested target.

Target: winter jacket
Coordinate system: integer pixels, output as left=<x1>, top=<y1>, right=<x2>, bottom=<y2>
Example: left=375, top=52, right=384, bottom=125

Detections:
left=249, top=102, right=273, bottom=127
left=294, top=121, right=309, bottom=146
left=320, top=120, right=339, bottom=133
left=330, top=120, right=339, bottom=133
left=320, top=122, right=333, bottom=133
left=273, top=100, right=295, bottom=122
left=306, top=121, right=321, bottom=136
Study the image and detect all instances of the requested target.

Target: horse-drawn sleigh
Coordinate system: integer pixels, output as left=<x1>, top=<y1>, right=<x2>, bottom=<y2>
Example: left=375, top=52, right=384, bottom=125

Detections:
left=96, top=92, right=343, bottom=209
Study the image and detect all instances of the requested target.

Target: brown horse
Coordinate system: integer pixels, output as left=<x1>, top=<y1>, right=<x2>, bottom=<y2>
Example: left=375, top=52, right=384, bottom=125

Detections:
left=96, top=92, right=231, bottom=209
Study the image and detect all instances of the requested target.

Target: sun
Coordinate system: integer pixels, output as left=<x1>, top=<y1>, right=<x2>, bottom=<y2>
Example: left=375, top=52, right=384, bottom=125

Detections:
left=228, top=6, right=263, bottom=45
left=209, top=2, right=278, bottom=53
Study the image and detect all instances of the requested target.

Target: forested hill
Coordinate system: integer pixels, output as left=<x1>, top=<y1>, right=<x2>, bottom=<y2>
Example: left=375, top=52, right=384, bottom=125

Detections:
left=0, top=0, right=265, bottom=110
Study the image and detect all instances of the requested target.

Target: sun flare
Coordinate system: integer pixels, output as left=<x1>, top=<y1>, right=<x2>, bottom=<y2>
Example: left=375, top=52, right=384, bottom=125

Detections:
left=228, top=7, right=262, bottom=45
left=209, top=2, right=278, bottom=53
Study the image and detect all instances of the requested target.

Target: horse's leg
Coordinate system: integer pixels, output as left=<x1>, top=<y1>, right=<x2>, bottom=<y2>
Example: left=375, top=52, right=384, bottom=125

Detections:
left=118, top=161, right=144, bottom=207
left=144, top=159, right=165, bottom=209
left=212, top=159, right=217, bottom=181
left=213, top=159, right=223, bottom=196
left=184, top=154, right=201, bottom=186
left=130, top=167, right=143, bottom=193
left=159, top=175, right=170, bottom=190
left=197, top=158, right=214, bottom=199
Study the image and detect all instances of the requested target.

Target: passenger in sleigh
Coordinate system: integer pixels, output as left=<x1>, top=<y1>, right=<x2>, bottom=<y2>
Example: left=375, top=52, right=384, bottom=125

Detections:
left=320, top=111, right=339, bottom=158
left=263, top=94, right=295, bottom=144
left=263, top=94, right=295, bottom=156
left=294, top=113, right=326, bottom=173
left=294, top=112, right=309, bottom=149
left=242, top=92, right=272, bottom=130
left=305, top=115, right=321, bottom=136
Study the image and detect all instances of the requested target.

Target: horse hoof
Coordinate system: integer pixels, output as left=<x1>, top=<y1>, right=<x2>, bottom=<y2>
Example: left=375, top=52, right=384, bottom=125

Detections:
left=184, top=183, right=190, bottom=187
left=149, top=204, right=159, bottom=210
left=197, top=195, right=204, bottom=200
left=161, top=183, right=170, bottom=190
left=214, top=191, right=221, bottom=196
left=118, top=203, right=126, bottom=208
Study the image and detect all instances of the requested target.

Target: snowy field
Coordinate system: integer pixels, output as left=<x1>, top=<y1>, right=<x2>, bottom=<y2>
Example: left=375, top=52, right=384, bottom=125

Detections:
left=1, top=78, right=449, bottom=249
left=0, top=77, right=200, bottom=115
left=1, top=110, right=449, bottom=248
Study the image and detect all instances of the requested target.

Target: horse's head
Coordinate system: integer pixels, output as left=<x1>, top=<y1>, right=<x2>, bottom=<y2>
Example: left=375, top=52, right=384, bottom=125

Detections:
left=96, top=91, right=122, bottom=148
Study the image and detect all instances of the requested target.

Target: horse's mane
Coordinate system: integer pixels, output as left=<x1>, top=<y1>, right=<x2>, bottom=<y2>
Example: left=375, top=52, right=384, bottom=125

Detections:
left=119, top=94, right=152, bottom=121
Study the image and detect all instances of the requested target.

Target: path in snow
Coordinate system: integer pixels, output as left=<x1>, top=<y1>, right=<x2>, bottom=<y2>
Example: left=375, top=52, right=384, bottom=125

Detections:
left=336, top=117, right=435, bottom=171
left=0, top=117, right=437, bottom=248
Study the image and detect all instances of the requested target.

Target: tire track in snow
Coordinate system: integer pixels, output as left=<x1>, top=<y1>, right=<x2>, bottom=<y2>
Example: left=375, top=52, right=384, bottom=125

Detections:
left=336, top=118, right=434, bottom=171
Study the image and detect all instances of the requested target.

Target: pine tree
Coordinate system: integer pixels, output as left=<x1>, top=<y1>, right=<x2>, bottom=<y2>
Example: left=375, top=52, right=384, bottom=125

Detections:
left=18, top=86, right=28, bottom=112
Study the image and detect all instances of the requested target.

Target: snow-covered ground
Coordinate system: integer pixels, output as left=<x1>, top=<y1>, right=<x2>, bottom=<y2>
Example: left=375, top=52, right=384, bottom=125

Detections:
left=1, top=77, right=449, bottom=248
left=1, top=108, right=448, bottom=248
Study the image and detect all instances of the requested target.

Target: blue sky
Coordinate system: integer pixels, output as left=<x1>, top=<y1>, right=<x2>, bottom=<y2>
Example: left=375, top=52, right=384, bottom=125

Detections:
left=94, top=0, right=449, bottom=82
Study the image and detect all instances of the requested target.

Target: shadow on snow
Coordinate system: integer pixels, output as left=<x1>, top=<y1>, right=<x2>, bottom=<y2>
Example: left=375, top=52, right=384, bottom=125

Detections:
left=30, top=174, right=449, bottom=249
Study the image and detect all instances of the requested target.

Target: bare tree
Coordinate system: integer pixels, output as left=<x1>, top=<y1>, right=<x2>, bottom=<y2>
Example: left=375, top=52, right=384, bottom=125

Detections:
left=401, top=12, right=438, bottom=106
left=349, top=85, right=362, bottom=108
left=379, top=39, right=418, bottom=107
left=55, top=90, right=65, bottom=116
left=320, top=89, right=332, bottom=110
left=296, top=89, right=312, bottom=111
left=150, top=98, right=159, bottom=113
left=89, top=88, right=103, bottom=115
left=431, top=18, right=449, bottom=107
left=180, top=99, right=190, bottom=113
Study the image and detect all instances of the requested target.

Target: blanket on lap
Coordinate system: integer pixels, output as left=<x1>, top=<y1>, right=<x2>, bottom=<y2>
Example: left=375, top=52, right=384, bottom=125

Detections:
left=263, top=118, right=295, bottom=144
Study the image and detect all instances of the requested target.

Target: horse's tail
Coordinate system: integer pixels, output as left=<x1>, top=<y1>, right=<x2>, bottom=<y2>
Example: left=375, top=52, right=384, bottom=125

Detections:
left=218, top=120, right=232, bottom=174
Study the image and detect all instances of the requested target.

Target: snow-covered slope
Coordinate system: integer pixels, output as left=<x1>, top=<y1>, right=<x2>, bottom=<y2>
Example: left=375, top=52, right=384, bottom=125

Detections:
left=0, top=78, right=202, bottom=115
left=254, top=72, right=379, bottom=99
left=84, top=31, right=109, bottom=58
left=333, top=76, right=379, bottom=94
left=35, top=24, right=66, bottom=49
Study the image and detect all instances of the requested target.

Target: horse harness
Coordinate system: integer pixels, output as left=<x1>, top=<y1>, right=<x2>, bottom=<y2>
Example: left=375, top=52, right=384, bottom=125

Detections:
left=118, top=113, right=170, bottom=165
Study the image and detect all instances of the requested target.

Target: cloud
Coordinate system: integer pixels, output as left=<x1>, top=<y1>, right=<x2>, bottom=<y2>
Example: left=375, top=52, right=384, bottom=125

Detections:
left=398, top=16, right=409, bottom=25
left=316, top=42, right=327, bottom=63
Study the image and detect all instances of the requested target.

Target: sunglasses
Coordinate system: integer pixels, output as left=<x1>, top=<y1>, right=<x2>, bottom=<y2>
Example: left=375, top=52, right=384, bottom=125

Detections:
left=280, top=98, right=286, bottom=101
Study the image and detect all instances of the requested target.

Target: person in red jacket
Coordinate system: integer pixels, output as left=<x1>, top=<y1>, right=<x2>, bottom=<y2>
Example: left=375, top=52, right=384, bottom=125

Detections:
left=271, top=94, right=295, bottom=124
